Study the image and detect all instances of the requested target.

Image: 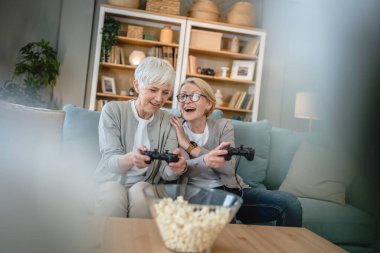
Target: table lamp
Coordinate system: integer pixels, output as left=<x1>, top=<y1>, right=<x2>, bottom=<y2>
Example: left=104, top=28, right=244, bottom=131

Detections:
left=294, top=92, right=320, bottom=131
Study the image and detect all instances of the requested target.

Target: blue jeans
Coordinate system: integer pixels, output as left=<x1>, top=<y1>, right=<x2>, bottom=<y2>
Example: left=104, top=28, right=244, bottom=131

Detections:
left=216, top=186, right=302, bottom=227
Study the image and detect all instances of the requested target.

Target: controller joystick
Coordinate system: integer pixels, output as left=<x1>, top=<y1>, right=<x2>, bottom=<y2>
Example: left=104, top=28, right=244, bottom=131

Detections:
left=143, top=149, right=179, bottom=164
left=222, top=145, right=255, bottom=161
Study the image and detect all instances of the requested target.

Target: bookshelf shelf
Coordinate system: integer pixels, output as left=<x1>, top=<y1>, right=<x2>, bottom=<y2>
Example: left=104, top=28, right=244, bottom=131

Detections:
left=181, top=19, right=266, bottom=121
left=89, top=5, right=265, bottom=121
left=216, top=105, right=252, bottom=113
left=117, top=36, right=179, bottom=48
left=186, top=73, right=255, bottom=85
left=89, top=5, right=186, bottom=112
left=100, top=62, right=137, bottom=70
left=189, top=48, right=257, bottom=60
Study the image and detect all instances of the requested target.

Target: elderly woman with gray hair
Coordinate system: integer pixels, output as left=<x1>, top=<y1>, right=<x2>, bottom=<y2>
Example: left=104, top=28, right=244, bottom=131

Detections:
left=93, top=57, right=187, bottom=218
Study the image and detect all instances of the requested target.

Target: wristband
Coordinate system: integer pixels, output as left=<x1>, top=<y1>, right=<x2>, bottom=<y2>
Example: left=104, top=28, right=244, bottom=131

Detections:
left=186, top=141, right=198, bottom=154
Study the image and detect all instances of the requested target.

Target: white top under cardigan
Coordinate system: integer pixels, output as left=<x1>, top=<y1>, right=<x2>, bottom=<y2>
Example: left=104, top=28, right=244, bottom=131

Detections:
left=94, top=100, right=181, bottom=187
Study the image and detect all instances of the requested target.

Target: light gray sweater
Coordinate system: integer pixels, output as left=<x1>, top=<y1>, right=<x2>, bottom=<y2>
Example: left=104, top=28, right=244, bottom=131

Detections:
left=185, top=118, right=249, bottom=189
left=94, top=100, right=180, bottom=186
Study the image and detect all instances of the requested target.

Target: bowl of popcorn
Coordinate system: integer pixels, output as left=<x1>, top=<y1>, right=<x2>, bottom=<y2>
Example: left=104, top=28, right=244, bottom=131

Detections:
left=143, top=184, right=243, bottom=253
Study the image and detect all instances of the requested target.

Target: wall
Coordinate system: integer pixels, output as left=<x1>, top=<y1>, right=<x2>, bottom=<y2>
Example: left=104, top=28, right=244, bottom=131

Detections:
left=0, top=0, right=61, bottom=87
left=259, top=0, right=380, bottom=133
left=55, top=0, right=96, bottom=107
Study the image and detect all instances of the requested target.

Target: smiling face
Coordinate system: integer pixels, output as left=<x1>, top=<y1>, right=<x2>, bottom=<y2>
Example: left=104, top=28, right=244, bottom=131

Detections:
left=134, top=80, right=172, bottom=119
left=179, top=82, right=212, bottom=122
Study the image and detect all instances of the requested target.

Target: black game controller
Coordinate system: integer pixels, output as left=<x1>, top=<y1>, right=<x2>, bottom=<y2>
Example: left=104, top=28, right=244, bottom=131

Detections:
left=143, top=149, right=179, bottom=164
left=222, top=145, right=255, bottom=161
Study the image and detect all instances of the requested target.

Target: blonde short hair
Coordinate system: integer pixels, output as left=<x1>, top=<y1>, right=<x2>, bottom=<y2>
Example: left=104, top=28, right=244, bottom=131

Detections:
left=179, top=77, right=216, bottom=116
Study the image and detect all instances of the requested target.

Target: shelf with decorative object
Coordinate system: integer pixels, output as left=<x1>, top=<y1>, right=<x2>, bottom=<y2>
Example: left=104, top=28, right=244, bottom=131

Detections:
left=117, top=36, right=179, bottom=48
left=89, top=5, right=186, bottom=111
left=89, top=5, right=265, bottom=121
left=189, top=48, right=257, bottom=60
left=181, top=19, right=265, bottom=121
left=96, top=92, right=172, bottom=104
left=100, top=62, right=137, bottom=70
left=186, top=73, right=255, bottom=85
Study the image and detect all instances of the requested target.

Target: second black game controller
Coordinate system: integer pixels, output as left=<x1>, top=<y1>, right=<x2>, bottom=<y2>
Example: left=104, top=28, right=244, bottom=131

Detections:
left=142, top=149, right=179, bottom=164
left=222, top=145, right=255, bottom=161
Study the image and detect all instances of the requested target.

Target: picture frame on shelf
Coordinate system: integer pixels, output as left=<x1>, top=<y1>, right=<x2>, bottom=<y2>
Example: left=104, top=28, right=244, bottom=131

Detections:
left=101, top=76, right=116, bottom=94
left=230, top=60, right=255, bottom=80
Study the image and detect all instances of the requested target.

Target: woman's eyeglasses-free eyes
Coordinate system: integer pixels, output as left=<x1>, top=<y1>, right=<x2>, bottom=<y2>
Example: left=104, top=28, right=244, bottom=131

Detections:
left=176, top=93, right=206, bottom=103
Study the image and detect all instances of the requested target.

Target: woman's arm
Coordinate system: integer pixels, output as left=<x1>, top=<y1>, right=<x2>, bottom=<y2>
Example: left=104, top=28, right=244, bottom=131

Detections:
left=97, top=103, right=148, bottom=174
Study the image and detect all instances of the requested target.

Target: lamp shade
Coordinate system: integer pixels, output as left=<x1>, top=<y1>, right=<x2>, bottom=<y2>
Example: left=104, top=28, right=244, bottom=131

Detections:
left=294, top=92, right=320, bottom=119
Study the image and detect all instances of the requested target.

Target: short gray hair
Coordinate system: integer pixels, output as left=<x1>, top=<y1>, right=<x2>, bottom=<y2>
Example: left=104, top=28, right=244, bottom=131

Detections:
left=134, top=57, right=175, bottom=89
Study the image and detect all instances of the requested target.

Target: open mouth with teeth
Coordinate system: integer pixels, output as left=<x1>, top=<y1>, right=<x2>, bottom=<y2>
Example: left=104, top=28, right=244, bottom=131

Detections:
left=184, top=107, right=196, bottom=112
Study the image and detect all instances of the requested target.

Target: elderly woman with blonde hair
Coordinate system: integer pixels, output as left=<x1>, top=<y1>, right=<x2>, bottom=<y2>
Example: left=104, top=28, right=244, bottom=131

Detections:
left=171, top=77, right=302, bottom=226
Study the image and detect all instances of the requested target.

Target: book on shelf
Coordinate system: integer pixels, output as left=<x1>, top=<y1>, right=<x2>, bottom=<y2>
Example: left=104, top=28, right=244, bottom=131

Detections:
left=107, top=46, right=125, bottom=65
left=228, top=91, right=241, bottom=108
left=188, top=55, right=198, bottom=74
left=240, top=93, right=251, bottom=109
left=173, top=47, right=178, bottom=69
left=242, top=38, right=260, bottom=56
left=234, top=91, right=247, bottom=109
left=163, top=46, right=174, bottom=66
left=96, top=99, right=109, bottom=111
left=245, top=94, right=254, bottom=110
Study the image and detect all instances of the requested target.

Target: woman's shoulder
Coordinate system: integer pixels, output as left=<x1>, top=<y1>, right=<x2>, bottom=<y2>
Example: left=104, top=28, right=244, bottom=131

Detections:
left=102, top=100, right=132, bottom=115
left=207, top=118, right=231, bottom=127
left=207, top=118, right=233, bottom=132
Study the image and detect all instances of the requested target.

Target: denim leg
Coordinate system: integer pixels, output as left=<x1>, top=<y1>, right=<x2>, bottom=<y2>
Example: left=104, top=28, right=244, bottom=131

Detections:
left=236, top=188, right=302, bottom=227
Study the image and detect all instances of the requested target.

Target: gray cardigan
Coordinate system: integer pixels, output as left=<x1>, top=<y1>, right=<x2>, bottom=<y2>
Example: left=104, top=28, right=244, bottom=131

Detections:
left=185, top=118, right=249, bottom=189
left=94, top=100, right=180, bottom=186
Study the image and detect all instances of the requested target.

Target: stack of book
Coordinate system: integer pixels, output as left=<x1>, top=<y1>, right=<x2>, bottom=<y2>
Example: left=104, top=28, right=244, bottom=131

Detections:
left=227, top=91, right=254, bottom=110
left=96, top=99, right=109, bottom=111
left=107, top=46, right=126, bottom=65
left=150, top=46, right=178, bottom=68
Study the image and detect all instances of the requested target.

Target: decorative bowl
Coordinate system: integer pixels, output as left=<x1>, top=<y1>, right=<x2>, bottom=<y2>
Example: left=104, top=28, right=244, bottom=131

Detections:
left=189, top=10, right=220, bottom=22
left=191, top=0, right=219, bottom=14
left=143, top=184, right=243, bottom=253
left=227, top=1, right=256, bottom=27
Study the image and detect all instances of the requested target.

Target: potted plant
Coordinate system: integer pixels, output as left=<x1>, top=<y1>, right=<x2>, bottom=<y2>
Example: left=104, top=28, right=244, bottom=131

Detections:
left=0, top=39, right=60, bottom=108
left=101, top=17, right=121, bottom=62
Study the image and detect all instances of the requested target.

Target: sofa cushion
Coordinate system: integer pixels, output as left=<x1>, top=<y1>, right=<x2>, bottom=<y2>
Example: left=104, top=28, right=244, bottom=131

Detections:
left=232, top=120, right=271, bottom=186
left=0, top=100, right=65, bottom=170
left=279, top=141, right=350, bottom=205
left=62, top=104, right=101, bottom=174
left=265, top=127, right=319, bottom=190
left=299, top=197, right=377, bottom=245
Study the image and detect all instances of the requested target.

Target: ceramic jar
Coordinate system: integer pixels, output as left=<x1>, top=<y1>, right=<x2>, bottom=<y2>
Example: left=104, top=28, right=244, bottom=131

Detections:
left=160, top=26, right=173, bottom=43
left=108, top=0, right=139, bottom=9
left=230, top=36, right=239, bottom=53
left=215, top=89, right=224, bottom=106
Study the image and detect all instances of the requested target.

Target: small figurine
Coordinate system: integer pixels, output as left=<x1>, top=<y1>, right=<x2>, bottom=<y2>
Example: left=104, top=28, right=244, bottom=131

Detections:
left=220, top=67, right=229, bottom=78
left=128, top=87, right=135, bottom=96
left=215, top=89, right=224, bottom=107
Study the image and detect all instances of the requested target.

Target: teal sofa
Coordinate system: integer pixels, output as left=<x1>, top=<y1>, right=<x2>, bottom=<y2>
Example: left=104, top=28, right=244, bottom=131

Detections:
left=61, top=104, right=378, bottom=253
left=2, top=100, right=377, bottom=253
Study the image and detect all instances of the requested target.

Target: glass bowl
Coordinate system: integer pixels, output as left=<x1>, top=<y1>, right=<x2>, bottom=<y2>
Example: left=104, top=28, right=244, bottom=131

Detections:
left=143, top=184, right=243, bottom=253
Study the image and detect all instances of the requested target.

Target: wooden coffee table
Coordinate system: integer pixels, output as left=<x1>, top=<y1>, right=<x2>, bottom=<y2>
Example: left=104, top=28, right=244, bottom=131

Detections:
left=90, top=217, right=347, bottom=253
